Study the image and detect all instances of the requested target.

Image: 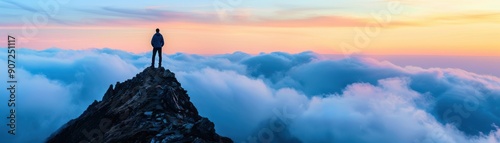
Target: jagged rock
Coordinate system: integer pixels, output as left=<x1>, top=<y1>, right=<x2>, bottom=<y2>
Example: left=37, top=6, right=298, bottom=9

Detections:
left=46, top=67, right=232, bottom=143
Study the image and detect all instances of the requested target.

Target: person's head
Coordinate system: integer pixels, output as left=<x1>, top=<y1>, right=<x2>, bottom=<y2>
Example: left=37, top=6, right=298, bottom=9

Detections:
left=156, top=28, right=160, bottom=33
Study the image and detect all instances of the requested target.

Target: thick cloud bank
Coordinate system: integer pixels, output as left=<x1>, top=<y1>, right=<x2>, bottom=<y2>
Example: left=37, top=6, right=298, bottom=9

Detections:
left=0, top=48, right=499, bottom=143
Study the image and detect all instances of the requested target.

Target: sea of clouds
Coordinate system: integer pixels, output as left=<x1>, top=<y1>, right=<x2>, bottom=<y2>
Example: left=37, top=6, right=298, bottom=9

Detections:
left=0, top=48, right=499, bottom=143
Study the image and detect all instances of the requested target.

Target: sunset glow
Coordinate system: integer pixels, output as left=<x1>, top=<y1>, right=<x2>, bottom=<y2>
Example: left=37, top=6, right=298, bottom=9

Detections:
left=1, top=0, right=499, bottom=55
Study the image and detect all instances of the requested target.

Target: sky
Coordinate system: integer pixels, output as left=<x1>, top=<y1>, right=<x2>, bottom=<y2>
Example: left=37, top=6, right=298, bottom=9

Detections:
left=0, top=0, right=500, bottom=55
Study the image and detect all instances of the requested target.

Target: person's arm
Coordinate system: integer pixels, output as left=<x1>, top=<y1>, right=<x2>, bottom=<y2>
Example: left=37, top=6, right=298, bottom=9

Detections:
left=160, top=35, right=165, bottom=47
left=151, top=35, right=155, bottom=47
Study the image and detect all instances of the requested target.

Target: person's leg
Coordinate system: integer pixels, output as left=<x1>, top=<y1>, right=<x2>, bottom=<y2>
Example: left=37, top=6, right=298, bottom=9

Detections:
left=158, top=48, right=162, bottom=68
left=151, top=48, right=157, bottom=67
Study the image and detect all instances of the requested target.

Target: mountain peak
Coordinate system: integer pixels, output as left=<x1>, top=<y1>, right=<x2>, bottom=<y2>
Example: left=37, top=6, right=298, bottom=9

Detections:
left=47, top=67, right=233, bottom=143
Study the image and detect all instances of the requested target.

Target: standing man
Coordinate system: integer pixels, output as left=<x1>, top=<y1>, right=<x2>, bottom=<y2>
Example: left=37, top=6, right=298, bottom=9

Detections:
left=151, top=28, right=164, bottom=68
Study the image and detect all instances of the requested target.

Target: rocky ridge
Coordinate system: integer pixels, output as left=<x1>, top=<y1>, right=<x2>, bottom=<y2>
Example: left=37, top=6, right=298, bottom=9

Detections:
left=46, top=67, right=232, bottom=143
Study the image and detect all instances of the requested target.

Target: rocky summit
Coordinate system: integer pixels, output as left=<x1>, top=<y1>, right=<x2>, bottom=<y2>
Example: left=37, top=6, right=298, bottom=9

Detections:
left=46, top=67, right=233, bottom=143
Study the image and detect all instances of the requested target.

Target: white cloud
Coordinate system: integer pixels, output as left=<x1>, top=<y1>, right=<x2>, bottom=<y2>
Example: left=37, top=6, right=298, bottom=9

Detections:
left=0, top=48, right=499, bottom=143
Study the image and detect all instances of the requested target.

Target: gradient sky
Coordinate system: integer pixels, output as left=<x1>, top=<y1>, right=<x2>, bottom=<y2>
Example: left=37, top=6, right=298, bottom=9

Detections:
left=1, top=0, right=499, bottom=55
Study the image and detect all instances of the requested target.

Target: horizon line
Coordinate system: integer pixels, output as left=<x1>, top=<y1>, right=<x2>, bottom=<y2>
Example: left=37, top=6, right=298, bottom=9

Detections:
left=2, top=47, right=500, bottom=57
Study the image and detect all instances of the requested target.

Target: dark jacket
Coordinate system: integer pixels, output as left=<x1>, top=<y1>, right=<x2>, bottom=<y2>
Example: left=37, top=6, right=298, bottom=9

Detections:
left=151, top=32, right=164, bottom=48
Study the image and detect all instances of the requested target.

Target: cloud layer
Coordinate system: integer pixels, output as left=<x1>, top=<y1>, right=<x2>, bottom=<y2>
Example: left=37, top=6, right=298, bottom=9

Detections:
left=0, top=48, right=499, bottom=143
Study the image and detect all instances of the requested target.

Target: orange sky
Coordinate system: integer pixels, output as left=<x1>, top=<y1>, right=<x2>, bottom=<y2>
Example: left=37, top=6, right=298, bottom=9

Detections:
left=1, top=0, right=499, bottom=56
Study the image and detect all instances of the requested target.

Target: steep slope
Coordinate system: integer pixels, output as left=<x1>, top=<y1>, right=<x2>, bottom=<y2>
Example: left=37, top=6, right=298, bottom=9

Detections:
left=46, top=67, right=233, bottom=143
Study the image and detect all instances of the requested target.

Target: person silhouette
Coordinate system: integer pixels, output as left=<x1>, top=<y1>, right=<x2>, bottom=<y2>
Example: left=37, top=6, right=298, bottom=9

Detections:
left=151, top=28, right=164, bottom=68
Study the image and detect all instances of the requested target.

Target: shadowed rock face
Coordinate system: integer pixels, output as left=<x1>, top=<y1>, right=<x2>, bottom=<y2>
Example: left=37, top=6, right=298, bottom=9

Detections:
left=46, top=67, right=233, bottom=143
